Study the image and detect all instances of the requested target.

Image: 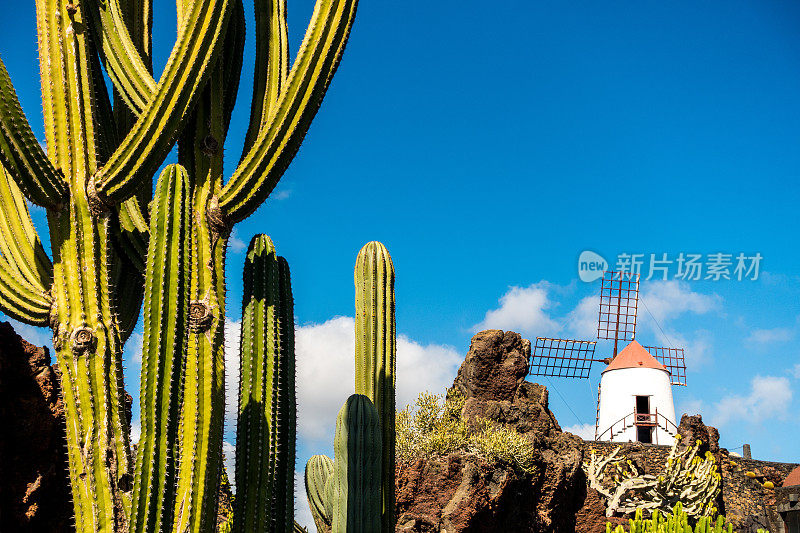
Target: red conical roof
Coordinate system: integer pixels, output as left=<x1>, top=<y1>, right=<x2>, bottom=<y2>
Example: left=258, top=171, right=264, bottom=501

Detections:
left=784, top=466, right=800, bottom=487
left=602, top=340, right=669, bottom=374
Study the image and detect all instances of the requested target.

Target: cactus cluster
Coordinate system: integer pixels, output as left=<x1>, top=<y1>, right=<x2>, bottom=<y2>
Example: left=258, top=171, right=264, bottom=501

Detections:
left=304, top=242, right=397, bottom=533
left=585, top=437, right=722, bottom=519
left=605, top=502, right=769, bottom=533
left=0, top=0, right=357, bottom=531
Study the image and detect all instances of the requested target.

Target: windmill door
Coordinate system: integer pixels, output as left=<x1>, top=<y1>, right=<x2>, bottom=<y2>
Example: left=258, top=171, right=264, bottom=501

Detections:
left=635, top=395, right=653, bottom=443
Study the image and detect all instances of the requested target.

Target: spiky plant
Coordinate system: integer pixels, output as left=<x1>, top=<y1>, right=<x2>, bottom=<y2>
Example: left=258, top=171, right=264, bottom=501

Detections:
left=305, top=242, right=396, bottom=533
left=0, top=0, right=357, bottom=531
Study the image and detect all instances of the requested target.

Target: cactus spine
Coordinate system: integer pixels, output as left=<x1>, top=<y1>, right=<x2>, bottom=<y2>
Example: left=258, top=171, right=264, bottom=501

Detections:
left=234, top=235, right=296, bottom=533
left=0, top=0, right=358, bottom=529
left=354, top=242, right=396, bottom=530
left=333, top=394, right=383, bottom=533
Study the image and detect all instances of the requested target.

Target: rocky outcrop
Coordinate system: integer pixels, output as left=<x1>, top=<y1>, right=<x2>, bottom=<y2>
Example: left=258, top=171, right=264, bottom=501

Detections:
left=395, top=330, right=586, bottom=532
left=0, top=322, right=72, bottom=532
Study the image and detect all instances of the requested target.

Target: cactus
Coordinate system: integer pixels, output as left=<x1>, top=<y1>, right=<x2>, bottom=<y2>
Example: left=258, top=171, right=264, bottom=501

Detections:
left=0, top=0, right=357, bottom=530
left=605, top=502, right=769, bottom=533
left=234, top=235, right=296, bottom=533
left=585, top=438, right=722, bottom=519
left=306, top=455, right=335, bottom=532
left=354, top=242, right=397, bottom=530
left=305, top=243, right=396, bottom=533
left=333, top=394, right=382, bottom=533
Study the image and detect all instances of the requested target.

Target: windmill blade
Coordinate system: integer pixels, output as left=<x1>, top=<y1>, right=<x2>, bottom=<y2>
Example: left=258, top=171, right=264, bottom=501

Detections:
left=597, top=270, right=640, bottom=344
left=529, top=337, right=598, bottom=379
left=643, top=346, right=687, bottom=386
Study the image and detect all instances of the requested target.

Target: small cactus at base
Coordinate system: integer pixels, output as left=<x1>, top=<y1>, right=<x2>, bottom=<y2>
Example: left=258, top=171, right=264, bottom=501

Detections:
left=333, top=394, right=382, bottom=533
left=605, top=502, right=769, bottom=533
left=306, top=455, right=335, bottom=532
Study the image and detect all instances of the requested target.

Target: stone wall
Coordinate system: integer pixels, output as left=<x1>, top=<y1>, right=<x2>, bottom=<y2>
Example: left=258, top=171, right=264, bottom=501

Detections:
left=575, top=438, right=799, bottom=532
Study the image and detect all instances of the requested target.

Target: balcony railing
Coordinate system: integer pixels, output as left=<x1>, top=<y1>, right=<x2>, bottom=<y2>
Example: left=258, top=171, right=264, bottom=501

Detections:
left=595, top=408, right=678, bottom=444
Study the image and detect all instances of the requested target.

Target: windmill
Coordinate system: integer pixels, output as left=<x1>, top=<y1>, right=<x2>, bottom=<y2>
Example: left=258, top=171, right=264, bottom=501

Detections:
left=529, top=270, right=687, bottom=444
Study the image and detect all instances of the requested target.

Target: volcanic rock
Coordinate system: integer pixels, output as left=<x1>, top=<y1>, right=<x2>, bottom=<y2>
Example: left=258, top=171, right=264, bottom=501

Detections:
left=0, top=321, right=72, bottom=532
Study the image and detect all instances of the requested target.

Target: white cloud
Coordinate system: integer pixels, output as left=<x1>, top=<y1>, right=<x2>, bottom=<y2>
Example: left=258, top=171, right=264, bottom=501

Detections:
left=793, top=364, right=800, bottom=379
left=228, top=228, right=247, bottom=254
left=130, top=418, right=141, bottom=445
left=746, top=327, right=794, bottom=345
left=124, top=331, right=144, bottom=365
left=639, top=280, right=720, bottom=325
left=474, top=282, right=560, bottom=336
left=272, top=189, right=292, bottom=200
left=563, top=423, right=595, bottom=440
left=710, top=375, right=793, bottom=427
left=222, top=440, right=236, bottom=491
left=566, top=295, right=599, bottom=339
left=224, top=319, right=242, bottom=432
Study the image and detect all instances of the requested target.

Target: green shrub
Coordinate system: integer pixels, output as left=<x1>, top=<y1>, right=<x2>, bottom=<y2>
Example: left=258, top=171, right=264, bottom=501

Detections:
left=396, top=391, right=537, bottom=474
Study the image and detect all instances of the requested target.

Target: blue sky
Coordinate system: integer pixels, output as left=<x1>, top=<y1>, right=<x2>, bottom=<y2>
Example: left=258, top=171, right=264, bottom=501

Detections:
left=2, top=0, right=800, bottom=526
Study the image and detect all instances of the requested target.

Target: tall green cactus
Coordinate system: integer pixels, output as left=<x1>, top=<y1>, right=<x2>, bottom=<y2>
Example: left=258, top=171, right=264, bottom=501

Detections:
left=306, top=242, right=397, bottom=533
left=0, top=0, right=358, bottom=530
left=354, top=242, right=396, bottom=531
left=234, top=235, right=296, bottom=533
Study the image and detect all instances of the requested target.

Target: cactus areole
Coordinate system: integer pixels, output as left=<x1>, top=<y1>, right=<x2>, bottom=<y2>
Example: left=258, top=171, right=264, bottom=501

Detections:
left=0, top=0, right=357, bottom=531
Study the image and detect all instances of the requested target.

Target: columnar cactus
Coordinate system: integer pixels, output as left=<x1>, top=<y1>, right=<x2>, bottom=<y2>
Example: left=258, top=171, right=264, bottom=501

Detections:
left=305, top=242, right=397, bottom=533
left=354, top=242, right=397, bottom=530
left=234, top=235, right=296, bottom=533
left=0, top=0, right=357, bottom=530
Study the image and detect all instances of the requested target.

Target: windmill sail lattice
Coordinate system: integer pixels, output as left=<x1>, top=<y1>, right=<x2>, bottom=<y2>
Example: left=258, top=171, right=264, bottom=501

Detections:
left=529, top=338, right=598, bottom=379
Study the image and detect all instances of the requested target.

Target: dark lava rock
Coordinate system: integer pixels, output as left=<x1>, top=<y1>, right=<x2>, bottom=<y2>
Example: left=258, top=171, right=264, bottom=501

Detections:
left=396, top=330, right=585, bottom=532
left=0, top=321, right=72, bottom=532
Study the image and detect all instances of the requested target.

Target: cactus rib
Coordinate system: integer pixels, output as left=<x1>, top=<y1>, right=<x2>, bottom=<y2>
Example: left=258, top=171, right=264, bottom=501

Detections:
left=0, top=164, right=53, bottom=290
left=0, top=255, right=52, bottom=325
left=85, top=0, right=157, bottom=115
left=218, top=0, right=358, bottom=224
left=240, top=0, right=289, bottom=158
left=130, top=164, right=192, bottom=533
left=0, top=58, right=66, bottom=208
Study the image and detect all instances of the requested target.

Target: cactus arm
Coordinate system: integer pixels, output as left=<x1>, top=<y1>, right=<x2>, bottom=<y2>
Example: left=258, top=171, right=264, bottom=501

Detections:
left=217, top=0, right=358, bottom=225
left=0, top=255, right=51, bottom=326
left=240, top=0, right=289, bottom=158
left=0, top=164, right=53, bottom=289
left=112, top=256, right=144, bottom=343
left=222, top=0, right=246, bottom=131
left=90, top=0, right=233, bottom=206
left=305, top=455, right=335, bottom=532
left=354, top=241, right=396, bottom=531
left=115, top=196, right=149, bottom=271
left=129, top=164, right=192, bottom=533
left=84, top=0, right=157, bottom=115
left=0, top=58, right=66, bottom=208
left=333, top=394, right=382, bottom=533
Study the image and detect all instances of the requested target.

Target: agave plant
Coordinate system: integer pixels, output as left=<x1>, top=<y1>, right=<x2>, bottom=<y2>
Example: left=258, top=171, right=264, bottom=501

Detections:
left=0, top=0, right=357, bottom=531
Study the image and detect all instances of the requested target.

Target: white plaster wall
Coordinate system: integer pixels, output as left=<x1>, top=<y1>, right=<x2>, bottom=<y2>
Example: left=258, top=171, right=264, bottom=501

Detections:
left=596, top=367, right=676, bottom=444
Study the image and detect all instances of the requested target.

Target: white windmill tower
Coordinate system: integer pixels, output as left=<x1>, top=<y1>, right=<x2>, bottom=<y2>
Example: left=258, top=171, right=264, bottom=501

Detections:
left=529, top=271, right=686, bottom=444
